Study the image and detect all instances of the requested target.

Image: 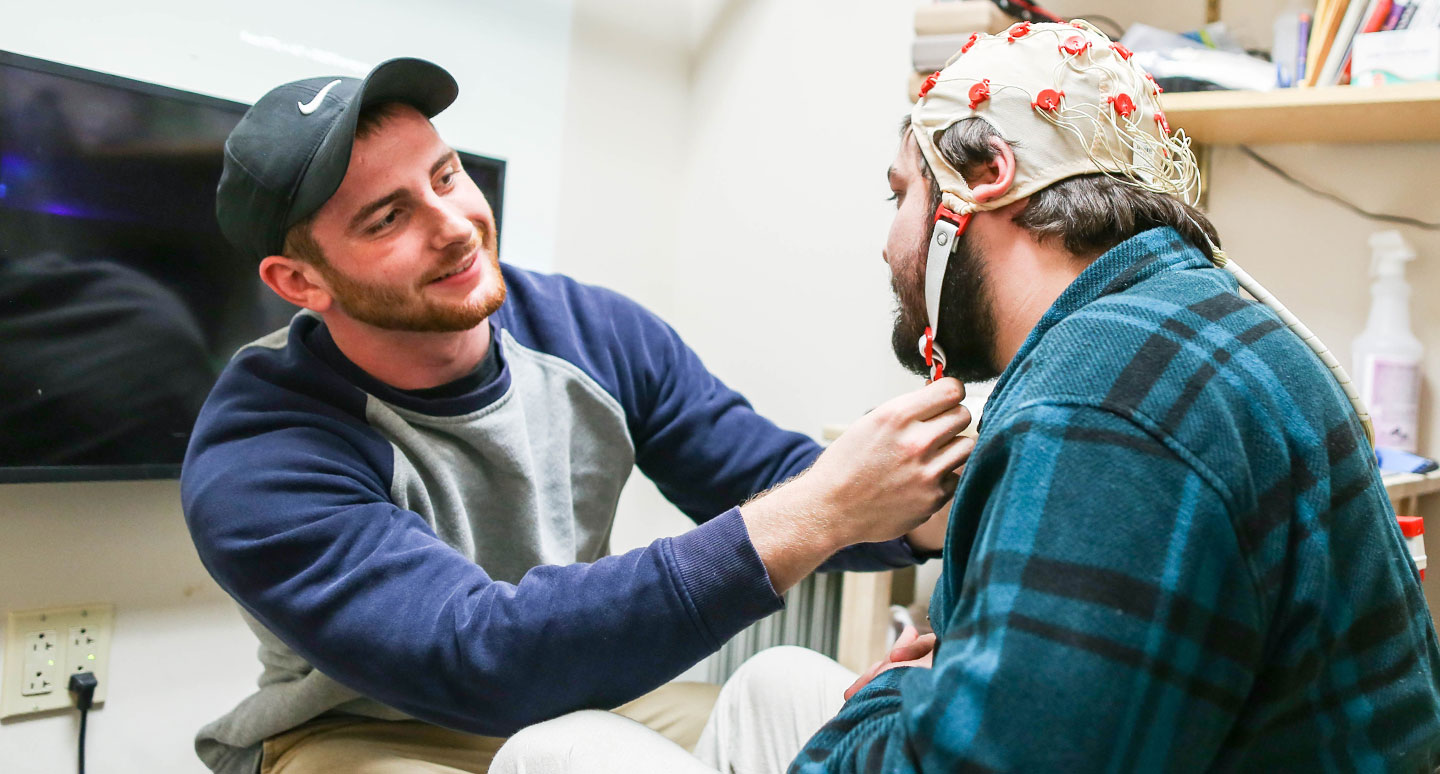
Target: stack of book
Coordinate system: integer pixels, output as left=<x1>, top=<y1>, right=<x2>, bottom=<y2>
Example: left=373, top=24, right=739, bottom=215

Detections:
left=1291, top=0, right=1440, bottom=86
left=912, top=1, right=1018, bottom=73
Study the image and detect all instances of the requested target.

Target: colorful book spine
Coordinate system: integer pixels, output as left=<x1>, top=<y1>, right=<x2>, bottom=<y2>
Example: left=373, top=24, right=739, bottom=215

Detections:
left=1340, top=0, right=1395, bottom=84
left=1384, top=1, right=1409, bottom=29
left=1399, top=1, right=1420, bottom=27
left=1299, top=13, right=1314, bottom=82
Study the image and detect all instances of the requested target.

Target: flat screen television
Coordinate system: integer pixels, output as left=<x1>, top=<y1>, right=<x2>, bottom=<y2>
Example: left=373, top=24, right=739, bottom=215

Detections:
left=0, top=51, right=506, bottom=482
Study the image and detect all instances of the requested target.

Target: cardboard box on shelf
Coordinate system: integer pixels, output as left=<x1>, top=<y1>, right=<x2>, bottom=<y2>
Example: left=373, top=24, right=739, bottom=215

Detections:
left=1353, top=28, right=1440, bottom=85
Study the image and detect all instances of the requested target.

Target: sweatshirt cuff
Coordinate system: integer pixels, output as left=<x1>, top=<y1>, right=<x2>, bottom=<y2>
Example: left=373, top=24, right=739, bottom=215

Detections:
left=901, top=535, right=944, bottom=562
left=666, top=507, right=784, bottom=647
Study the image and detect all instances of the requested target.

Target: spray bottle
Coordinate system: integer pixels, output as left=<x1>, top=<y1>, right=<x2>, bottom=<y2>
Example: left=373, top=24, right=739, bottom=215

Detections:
left=1352, top=231, right=1424, bottom=452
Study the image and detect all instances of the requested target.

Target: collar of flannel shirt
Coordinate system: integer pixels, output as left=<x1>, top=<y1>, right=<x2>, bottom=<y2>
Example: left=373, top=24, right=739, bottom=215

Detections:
left=980, top=225, right=1215, bottom=431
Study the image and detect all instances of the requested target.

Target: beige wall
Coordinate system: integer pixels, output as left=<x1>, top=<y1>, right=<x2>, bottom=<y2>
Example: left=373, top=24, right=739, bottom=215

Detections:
left=0, top=482, right=254, bottom=771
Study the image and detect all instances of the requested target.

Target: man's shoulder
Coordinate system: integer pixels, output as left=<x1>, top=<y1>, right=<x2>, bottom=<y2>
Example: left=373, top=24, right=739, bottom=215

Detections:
left=497, top=263, right=649, bottom=321
left=1006, top=266, right=1362, bottom=500
left=193, top=314, right=377, bottom=459
left=1020, top=267, right=1317, bottom=414
left=495, top=262, right=681, bottom=360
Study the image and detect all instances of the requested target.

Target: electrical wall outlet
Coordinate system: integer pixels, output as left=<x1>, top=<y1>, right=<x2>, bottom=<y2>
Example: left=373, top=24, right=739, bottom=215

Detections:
left=21, top=630, right=59, bottom=697
left=2, top=604, right=113, bottom=719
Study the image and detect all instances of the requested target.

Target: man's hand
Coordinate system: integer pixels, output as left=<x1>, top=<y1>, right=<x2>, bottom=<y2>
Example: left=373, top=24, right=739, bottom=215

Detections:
left=844, top=625, right=936, bottom=701
left=741, top=378, right=975, bottom=592
left=906, top=497, right=954, bottom=554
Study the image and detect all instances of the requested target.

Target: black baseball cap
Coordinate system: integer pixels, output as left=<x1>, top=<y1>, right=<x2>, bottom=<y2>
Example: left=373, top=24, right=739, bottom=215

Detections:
left=216, top=57, right=459, bottom=262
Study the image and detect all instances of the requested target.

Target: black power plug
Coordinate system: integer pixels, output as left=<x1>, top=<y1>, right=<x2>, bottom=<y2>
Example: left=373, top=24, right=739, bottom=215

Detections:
left=68, top=672, right=98, bottom=774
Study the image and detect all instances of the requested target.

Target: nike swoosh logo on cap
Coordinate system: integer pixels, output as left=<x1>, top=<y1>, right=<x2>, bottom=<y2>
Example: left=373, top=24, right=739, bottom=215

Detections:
left=298, top=80, right=342, bottom=115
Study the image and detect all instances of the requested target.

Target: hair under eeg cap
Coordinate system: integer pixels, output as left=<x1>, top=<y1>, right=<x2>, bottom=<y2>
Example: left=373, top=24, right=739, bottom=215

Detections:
left=908, top=20, right=1375, bottom=446
left=910, top=20, right=1200, bottom=218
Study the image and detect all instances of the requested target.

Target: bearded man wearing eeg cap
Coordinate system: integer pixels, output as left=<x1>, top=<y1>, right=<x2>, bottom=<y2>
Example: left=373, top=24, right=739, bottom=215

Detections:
left=796, top=19, right=1440, bottom=773
left=491, top=19, right=1440, bottom=774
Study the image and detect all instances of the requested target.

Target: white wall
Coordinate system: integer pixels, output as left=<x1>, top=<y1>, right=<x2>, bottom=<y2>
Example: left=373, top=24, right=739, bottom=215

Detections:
left=550, top=0, right=696, bottom=552
left=673, top=0, right=932, bottom=449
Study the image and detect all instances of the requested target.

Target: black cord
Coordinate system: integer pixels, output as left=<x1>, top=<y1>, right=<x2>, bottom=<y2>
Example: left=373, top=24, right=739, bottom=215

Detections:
left=69, top=673, right=97, bottom=774
left=1239, top=146, right=1440, bottom=231
left=1073, top=13, right=1126, bottom=39
left=986, top=0, right=1062, bottom=24
left=78, top=706, right=88, bottom=774
left=982, top=0, right=1126, bottom=38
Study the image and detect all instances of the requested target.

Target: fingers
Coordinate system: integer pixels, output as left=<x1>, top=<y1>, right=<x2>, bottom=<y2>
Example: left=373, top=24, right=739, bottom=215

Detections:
left=932, top=434, right=978, bottom=476
left=879, top=378, right=965, bottom=423
left=890, top=633, right=937, bottom=663
left=921, top=404, right=973, bottom=451
left=893, top=625, right=919, bottom=651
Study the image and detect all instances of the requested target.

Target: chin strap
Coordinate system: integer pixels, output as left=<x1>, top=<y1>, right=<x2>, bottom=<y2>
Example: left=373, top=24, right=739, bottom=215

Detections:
left=918, top=204, right=973, bottom=383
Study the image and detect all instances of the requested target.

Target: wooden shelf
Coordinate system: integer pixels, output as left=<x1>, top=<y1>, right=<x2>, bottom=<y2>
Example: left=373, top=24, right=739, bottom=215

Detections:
left=907, top=71, right=1440, bottom=145
left=1382, top=463, right=1440, bottom=506
left=1161, top=82, right=1440, bottom=145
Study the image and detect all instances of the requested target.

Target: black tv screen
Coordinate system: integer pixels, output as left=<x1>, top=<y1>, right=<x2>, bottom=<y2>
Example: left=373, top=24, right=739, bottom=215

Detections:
left=0, top=51, right=506, bottom=482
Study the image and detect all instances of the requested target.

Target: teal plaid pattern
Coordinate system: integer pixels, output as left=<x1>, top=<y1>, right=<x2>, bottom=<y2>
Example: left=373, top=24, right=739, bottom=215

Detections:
left=793, top=228, right=1440, bottom=773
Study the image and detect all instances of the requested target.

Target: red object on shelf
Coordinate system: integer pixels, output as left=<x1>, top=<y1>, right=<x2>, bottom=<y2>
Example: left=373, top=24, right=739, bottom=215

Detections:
left=1398, top=516, right=1426, bottom=580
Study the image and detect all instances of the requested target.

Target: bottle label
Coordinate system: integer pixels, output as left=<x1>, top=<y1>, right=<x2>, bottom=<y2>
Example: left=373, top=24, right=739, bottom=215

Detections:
left=1363, top=355, right=1422, bottom=452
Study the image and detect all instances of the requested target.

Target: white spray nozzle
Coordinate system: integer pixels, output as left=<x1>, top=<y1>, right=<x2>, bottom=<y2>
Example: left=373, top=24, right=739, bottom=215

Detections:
left=1370, top=230, right=1416, bottom=278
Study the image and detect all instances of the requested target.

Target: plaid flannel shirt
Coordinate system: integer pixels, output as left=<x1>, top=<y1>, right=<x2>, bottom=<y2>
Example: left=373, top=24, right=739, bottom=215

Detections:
left=793, top=227, right=1440, bottom=772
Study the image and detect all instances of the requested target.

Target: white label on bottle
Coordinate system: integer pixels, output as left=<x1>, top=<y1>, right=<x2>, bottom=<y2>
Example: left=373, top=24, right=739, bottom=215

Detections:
left=1363, top=355, right=1422, bottom=452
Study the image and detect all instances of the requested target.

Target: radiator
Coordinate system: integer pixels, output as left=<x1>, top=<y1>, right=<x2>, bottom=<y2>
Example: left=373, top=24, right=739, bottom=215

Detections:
left=708, top=571, right=844, bottom=683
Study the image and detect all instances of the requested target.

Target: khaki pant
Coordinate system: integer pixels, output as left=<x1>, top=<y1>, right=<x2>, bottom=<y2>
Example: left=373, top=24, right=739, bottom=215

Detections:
left=493, top=647, right=855, bottom=774
left=260, top=681, right=721, bottom=774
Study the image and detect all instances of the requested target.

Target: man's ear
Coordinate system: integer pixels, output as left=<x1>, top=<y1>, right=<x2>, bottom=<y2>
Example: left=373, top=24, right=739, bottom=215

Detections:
left=970, top=137, right=1017, bottom=204
left=258, top=255, right=334, bottom=312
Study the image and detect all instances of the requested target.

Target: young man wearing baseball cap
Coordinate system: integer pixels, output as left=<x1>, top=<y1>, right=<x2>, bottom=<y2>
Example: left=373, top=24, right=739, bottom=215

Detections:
left=490, top=20, right=1440, bottom=774
left=181, top=58, right=974, bottom=773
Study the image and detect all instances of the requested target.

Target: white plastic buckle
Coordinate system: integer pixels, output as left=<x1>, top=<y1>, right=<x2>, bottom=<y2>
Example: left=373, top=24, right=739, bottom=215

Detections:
left=918, top=206, right=968, bottom=382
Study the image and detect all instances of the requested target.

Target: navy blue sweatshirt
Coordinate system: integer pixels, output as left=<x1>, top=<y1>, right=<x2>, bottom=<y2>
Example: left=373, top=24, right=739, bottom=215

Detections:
left=181, top=264, right=922, bottom=773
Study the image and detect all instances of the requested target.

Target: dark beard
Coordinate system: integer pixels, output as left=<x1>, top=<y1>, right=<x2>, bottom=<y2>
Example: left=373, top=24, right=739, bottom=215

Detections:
left=890, top=227, right=1000, bottom=383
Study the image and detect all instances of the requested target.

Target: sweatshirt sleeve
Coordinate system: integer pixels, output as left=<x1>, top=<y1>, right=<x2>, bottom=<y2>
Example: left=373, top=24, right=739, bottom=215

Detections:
left=182, top=373, right=781, bottom=737
left=791, top=404, right=1263, bottom=773
left=507, top=272, right=925, bottom=573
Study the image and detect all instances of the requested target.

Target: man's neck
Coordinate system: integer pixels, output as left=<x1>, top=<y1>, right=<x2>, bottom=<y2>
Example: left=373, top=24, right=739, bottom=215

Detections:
left=980, top=228, right=1097, bottom=373
left=323, top=314, right=492, bottom=391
